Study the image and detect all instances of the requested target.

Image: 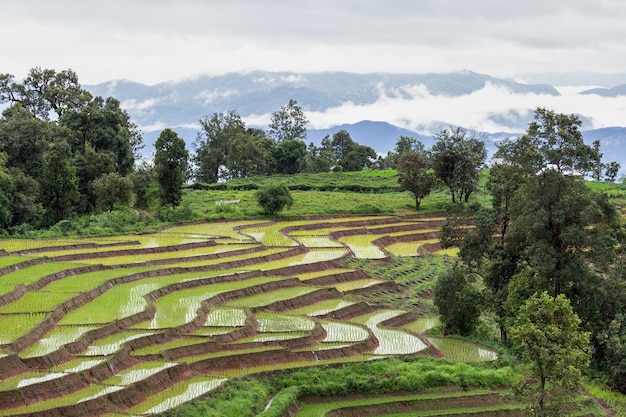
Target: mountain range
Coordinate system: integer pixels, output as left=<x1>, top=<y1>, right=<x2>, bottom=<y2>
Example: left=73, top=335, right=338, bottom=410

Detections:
left=85, top=70, right=626, bottom=175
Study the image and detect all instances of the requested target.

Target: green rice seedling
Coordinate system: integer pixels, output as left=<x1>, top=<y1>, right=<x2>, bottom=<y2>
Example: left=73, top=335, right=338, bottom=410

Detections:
left=161, top=247, right=286, bottom=269
left=19, top=325, right=98, bottom=358
left=338, top=235, right=387, bottom=259
left=321, top=321, right=370, bottom=343
left=165, top=220, right=261, bottom=240
left=426, top=337, right=498, bottom=362
left=50, top=358, right=106, bottom=373
left=287, top=299, right=355, bottom=316
left=403, top=316, right=439, bottom=334
left=0, top=312, right=47, bottom=344
left=83, top=331, right=158, bottom=356
left=290, top=235, right=344, bottom=248
left=204, top=307, right=247, bottom=327
left=0, top=383, right=126, bottom=415
left=127, top=376, right=227, bottom=415
left=59, top=282, right=160, bottom=325
left=296, top=268, right=354, bottom=281
left=353, top=310, right=428, bottom=355
left=385, top=239, right=440, bottom=257
left=72, top=244, right=259, bottom=266
left=331, top=279, right=385, bottom=292
left=0, top=255, right=38, bottom=269
left=0, top=261, right=86, bottom=293
left=131, top=337, right=211, bottom=356
left=205, top=307, right=247, bottom=327
left=237, top=332, right=307, bottom=343
left=42, top=266, right=155, bottom=293
left=0, top=290, right=80, bottom=313
left=256, top=311, right=316, bottom=332
left=182, top=346, right=284, bottom=365
left=103, top=361, right=178, bottom=385
left=287, top=248, right=348, bottom=266
left=239, top=222, right=301, bottom=247
left=191, top=327, right=237, bottom=337
left=0, top=371, right=66, bottom=392
left=225, top=286, right=320, bottom=308
left=147, top=277, right=288, bottom=329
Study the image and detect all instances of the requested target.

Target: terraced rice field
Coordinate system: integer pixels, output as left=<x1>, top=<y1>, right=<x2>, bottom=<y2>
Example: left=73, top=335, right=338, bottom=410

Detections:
left=0, top=214, right=494, bottom=416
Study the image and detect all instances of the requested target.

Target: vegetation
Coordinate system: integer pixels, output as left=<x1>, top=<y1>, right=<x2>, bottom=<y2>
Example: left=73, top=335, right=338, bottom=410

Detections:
left=1, top=67, right=626, bottom=416
left=509, top=292, right=591, bottom=416
left=255, top=184, right=294, bottom=215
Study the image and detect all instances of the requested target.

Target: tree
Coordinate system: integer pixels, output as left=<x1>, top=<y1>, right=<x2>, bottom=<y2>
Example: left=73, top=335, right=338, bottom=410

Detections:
left=272, top=138, right=307, bottom=174
left=255, top=184, right=293, bottom=216
left=590, top=140, right=604, bottom=181
left=0, top=153, right=14, bottom=229
left=605, top=161, right=621, bottom=182
left=92, top=172, right=133, bottom=211
left=154, top=129, right=188, bottom=208
left=0, top=67, right=92, bottom=119
left=501, top=108, right=595, bottom=176
left=397, top=151, right=438, bottom=210
left=506, top=169, right=620, bottom=297
left=268, top=99, right=309, bottom=142
left=194, top=111, right=246, bottom=183
left=61, top=96, right=139, bottom=176
left=40, top=141, right=80, bottom=226
left=0, top=104, right=52, bottom=179
left=599, top=314, right=626, bottom=393
left=434, top=264, right=482, bottom=336
left=430, top=127, right=486, bottom=203
left=131, top=162, right=158, bottom=210
left=509, top=292, right=591, bottom=417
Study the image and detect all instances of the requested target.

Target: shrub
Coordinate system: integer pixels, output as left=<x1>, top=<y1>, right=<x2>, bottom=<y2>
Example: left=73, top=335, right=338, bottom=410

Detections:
left=255, top=184, right=293, bottom=215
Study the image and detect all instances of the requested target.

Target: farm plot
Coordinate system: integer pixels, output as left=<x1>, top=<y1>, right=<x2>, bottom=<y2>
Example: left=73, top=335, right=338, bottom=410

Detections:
left=0, top=214, right=496, bottom=417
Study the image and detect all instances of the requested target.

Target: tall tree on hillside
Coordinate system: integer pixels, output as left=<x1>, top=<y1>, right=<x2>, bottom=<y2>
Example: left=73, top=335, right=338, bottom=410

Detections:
left=397, top=150, right=438, bottom=210
left=269, top=99, right=308, bottom=142
left=430, top=127, right=486, bottom=203
left=0, top=68, right=92, bottom=119
left=61, top=96, right=139, bottom=176
left=194, top=111, right=246, bottom=183
left=154, top=129, right=188, bottom=208
left=40, top=141, right=80, bottom=226
left=509, top=292, right=591, bottom=416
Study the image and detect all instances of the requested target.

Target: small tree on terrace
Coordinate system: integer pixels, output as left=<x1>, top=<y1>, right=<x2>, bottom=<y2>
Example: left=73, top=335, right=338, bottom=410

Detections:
left=255, top=184, right=293, bottom=216
left=430, top=127, right=486, bottom=203
left=509, top=291, right=591, bottom=417
left=397, top=151, right=438, bottom=210
left=154, top=128, right=188, bottom=208
left=269, top=99, right=308, bottom=142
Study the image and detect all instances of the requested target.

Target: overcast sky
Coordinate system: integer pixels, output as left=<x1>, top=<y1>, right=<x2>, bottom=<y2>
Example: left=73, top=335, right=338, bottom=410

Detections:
left=2, top=0, right=626, bottom=85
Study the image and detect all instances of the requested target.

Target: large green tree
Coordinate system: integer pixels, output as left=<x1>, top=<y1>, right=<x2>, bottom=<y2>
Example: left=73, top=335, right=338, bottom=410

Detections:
left=154, top=129, right=189, bottom=208
left=509, top=292, right=591, bottom=417
left=61, top=96, right=139, bottom=176
left=268, top=99, right=308, bottom=143
left=430, top=127, right=486, bottom=203
left=0, top=67, right=92, bottom=119
left=434, top=264, right=483, bottom=336
left=40, top=141, right=80, bottom=226
left=397, top=150, right=438, bottom=210
left=194, top=111, right=246, bottom=183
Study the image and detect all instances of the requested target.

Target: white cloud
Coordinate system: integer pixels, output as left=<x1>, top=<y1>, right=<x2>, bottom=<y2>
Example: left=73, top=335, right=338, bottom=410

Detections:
left=306, top=82, right=626, bottom=134
left=2, top=1, right=626, bottom=85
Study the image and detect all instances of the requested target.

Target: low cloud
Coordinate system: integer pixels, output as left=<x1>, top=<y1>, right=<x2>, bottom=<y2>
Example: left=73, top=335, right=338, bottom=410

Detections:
left=307, top=82, right=626, bottom=135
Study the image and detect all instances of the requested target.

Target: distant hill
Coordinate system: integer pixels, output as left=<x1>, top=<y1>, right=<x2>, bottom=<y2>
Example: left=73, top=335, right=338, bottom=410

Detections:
left=86, top=70, right=559, bottom=129
left=580, top=85, right=626, bottom=97
left=86, top=70, right=625, bottom=174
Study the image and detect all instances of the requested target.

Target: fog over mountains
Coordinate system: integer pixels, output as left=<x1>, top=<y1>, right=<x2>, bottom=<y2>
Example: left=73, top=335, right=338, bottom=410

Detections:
left=86, top=70, right=626, bottom=170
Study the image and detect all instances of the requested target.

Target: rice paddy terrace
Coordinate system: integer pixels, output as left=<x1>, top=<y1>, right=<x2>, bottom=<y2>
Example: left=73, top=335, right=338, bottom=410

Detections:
left=0, top=214, right=499, bottom=417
